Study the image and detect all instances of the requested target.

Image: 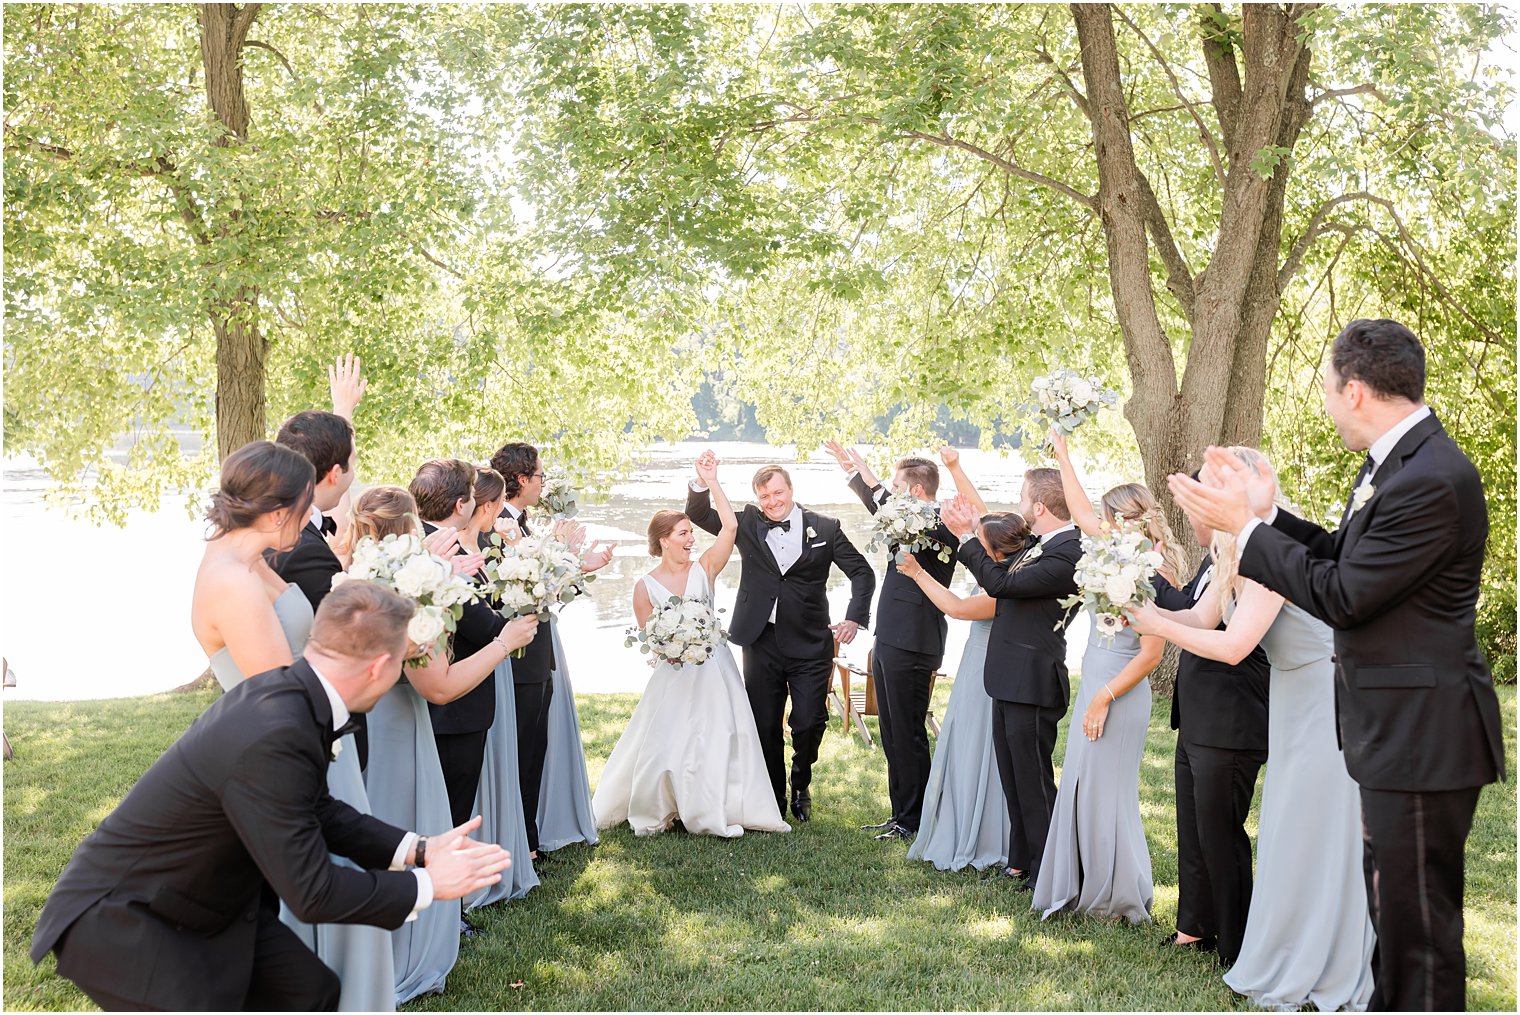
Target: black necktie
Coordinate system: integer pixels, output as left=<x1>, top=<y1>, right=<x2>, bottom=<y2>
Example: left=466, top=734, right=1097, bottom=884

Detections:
left=1339, top=454, right=1376, bottom=526
left=517, top=513, right=531, bottom=537
left=332, top=718, right=360, bottom=742
left=318, top=515, right=337, bottom=537
left=763, top=517, right=791, bottom=532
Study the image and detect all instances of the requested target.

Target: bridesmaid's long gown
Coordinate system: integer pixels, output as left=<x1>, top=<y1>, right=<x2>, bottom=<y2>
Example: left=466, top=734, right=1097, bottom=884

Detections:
left=535, top=615, right=600, bottom=852
left=209, top=585, right=396, bottom=1012
left=467, top=657, right=541, bottom=909
left=906, top=620, right=1009, bottom=871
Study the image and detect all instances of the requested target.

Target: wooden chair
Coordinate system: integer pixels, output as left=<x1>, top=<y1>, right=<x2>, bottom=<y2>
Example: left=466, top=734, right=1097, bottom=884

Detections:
left=831, top=639, right=946, bottom=745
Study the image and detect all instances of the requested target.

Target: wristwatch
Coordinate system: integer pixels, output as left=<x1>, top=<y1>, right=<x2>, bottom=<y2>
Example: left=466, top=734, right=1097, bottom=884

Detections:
left=415, top=835, right=429, bottom=868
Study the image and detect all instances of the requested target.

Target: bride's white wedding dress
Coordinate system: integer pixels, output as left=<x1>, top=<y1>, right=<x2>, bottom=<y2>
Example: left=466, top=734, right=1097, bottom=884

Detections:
left=592, top=565, right=791, bottom=837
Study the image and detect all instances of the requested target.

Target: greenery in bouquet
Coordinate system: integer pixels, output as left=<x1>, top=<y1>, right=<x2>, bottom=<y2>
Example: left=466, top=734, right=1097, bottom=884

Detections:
left=1058, top=523, right=1164, bottom=642
left=866, top=491, right=952, bottom=563
left=625, top=595, right=729, bottom=668
left=331, top=532, right=480, bottom=664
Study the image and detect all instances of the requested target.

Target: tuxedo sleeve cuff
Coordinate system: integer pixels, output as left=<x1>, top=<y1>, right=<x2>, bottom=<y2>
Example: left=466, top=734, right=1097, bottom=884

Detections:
left=390, top=832, right=417, bottom=872
left=1238, top=517, right=1264, bottom=552
left=405, top=870, right=433, bottom=923
left=688, top=480, right=708, bottom=493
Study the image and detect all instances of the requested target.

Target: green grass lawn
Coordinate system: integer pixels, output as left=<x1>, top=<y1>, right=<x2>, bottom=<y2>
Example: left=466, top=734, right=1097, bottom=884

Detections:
left=4, top=682, right=1515, bottom=1011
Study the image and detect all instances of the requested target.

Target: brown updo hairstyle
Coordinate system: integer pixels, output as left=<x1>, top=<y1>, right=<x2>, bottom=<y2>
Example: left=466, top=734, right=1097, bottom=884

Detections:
left=647, top=509, right=689, bottom=557
left=473, top=466, right=506, bottom=508
left=342, top=485, right=421, bottom=555
left=206, top=440, right=315, bottom=540
left=979, top=512, right=1032, bottom=561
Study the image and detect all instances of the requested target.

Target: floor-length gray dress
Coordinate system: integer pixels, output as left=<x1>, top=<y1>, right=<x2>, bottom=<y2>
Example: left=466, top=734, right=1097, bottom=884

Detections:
left=364, top=677, right=461, bottom=1004
left=1032, top=620, right=1154, bottom=924
left=906, top=620, right=1009, bottom=871
left=210, top=585, right=397, bottom=1012
left=536, top=615, right=600, bottom=852
left=1224, top=601, right=1374, bottom=1011
left=467, top=657, right=541, bottom=909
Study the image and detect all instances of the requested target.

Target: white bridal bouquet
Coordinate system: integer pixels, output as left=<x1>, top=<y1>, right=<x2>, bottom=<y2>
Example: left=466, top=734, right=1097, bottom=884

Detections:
left=866, top=491, right=952, bottom=563
left=537, top=466, right=579, bottom=520
left=332, top=533, right=480, bottom=662
left=1030, top=368, right=1119, bottom=440
left=481, top=532, right=594, bottom=652
left=1059, top=523, right=1164, bottom=642
left=625, top=595, right=729, bottom=667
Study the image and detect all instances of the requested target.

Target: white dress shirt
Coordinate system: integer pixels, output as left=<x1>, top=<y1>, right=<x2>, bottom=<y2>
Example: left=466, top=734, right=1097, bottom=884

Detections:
left=1036, top=522, right=1077, bottom=544
left=1239, top=403, right=1432, bottom=551
left=765, top=504, right=805, bottom=623
left=306, top=660, right=433, bottom=920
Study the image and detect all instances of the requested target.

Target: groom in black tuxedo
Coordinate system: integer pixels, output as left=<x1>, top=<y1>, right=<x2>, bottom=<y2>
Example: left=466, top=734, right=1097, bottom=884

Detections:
left=30, top=582, right=511, bottom=1012
left=825, top=445, right=958, bottom=840
left=686, top=461, right=875, bottom=822
left=943, top=469, right=1081, bottom=891
left=1173, top=319, right=1505, bottom=1011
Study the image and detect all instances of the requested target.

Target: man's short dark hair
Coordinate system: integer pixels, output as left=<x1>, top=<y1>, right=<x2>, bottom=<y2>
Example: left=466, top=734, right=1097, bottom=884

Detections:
left=1330, top=318, right=1425, bottom=403
left=410, top=459, right=476, bottom=522
left=275, top=411, right=354, bottom=480
left=490, top=443, right=540, bottom=500
left=896, top=457, right=940, bottom=498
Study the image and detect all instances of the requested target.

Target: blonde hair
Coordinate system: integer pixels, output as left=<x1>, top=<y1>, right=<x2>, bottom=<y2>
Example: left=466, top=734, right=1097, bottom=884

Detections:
left=341, top=486, right=421, bottom=556
left=1208, top=447, right=1294, bottom=619
left=1100, top=482, right=1188, bottom=588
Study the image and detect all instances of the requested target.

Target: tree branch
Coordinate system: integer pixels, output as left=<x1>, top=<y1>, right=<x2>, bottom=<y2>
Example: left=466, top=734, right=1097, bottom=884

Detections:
left=1310, top=82, right=1386, bottom=108
left=889, top=126, right=1098, bottom=212
left=418, top=245, right=466, bottom=280
left=228, top=3, right=262, bottom=51
left=1197, top=3, right=1242, bottom=151
left=1115, top=6, right=1227, bottom=190
left=1136, top=172, right=1196, bottom=319
left=1278, top=190, right=1377, bottom=290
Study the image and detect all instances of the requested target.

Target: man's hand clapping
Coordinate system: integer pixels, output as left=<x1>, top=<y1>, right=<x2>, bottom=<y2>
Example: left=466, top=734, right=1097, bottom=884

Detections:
left=418, top=816, right=512, bottom=901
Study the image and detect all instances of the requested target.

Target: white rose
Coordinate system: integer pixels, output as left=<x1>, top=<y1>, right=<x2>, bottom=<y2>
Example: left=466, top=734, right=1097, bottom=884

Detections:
left=330, top=571, right=352, bottom=590
left=1069, top=379, right=1094, bottom=406
left=1104, top=574, right=1137, bottom=604
left=394, top=553, right=448, bottom=599
left=408, top=607, right=446, bottom=647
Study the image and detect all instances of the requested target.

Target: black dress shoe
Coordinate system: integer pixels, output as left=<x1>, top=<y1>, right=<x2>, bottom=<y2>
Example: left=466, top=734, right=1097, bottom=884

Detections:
left=979, top=865, right=1026, bottom=884
left=790, top=790, right=811, bottom=823
left=459, top=917, right=481, bottom=938
left=1159, top=932, right=1216, bottom=953
left=873, top=823, right=915, bottom=842
left=861, top=818, right=896, bottom=832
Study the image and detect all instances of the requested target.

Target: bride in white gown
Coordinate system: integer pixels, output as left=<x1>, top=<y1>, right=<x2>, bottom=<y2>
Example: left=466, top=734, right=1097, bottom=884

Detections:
left=593, top=451, right=791, bottom=838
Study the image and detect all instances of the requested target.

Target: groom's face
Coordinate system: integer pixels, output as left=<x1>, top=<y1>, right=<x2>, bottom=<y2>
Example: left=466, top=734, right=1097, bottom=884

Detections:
left=756, top=474, right=794, bottom=521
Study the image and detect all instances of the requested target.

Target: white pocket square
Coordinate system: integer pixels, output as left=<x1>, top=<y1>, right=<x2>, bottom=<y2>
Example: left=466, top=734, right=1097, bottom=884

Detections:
left=810, top=541, right=827, bottom=548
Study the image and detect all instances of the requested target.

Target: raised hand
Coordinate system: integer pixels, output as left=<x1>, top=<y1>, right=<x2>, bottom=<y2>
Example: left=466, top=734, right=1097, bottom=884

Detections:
left=695, top=451, right=719, bottom=485
left=421, top=816, right=512, bottom=901
left=422, top=525, right=461, bottom=560
left=554, top=518, right=588, bottom=553
left=1047, top=427, right=1070, bottom=462
left=581, top=539, right=614, bottom=572
left=937, top=445, right=960, bottom=468
left=1204, top=446, right=1277, bottom=519
left=492, top=515, right=522, bottom=544
left=328, top=354, right=368, bottom=421
left=1168, top=447, right=1254, bottom=536
left=821, top=440, right=855, bottom=473
left=941, top=494, right=975, bottom=537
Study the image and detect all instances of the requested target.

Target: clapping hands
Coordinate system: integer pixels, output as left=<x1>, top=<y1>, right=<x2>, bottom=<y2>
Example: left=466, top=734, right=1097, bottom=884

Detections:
left=419, top=816, right=513, bottom=902
left=940, top=494, right=978, bottom=539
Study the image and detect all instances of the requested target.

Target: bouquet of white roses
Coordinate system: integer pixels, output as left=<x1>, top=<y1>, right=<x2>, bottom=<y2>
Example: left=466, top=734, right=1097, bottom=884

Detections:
left=625, top=594, right=729, bottom=667
left=1030, top=368, right=1119, bottom=440
left=1058, top=523, right=1164, bottom=642
left=866, top=491, right=952, bottom=564
left=331, top=532, right=480, bottom=663
left=481, top=533, right=594, bottom=653
left=536, top=466, right=579, bottom=520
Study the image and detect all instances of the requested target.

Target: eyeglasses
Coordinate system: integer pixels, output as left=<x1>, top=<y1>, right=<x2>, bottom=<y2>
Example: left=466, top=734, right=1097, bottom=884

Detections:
left=530, top=471, right=546, bottom=480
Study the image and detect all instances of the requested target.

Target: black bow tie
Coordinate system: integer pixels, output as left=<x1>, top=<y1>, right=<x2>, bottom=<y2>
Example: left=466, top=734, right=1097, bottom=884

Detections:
left=318, top=515, right=337, bottom=537
left=1354, top=454, right=1375, bottom=484
left=763, top=517, right=792, bottom=532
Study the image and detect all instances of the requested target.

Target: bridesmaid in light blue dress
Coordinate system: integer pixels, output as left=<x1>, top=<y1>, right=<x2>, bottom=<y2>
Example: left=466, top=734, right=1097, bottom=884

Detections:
left=468, top=656, right=542, bottom=908
left=194, top=441, right=396, bottom=1012
left=537, top=615, right=601, bottom=852
left=1130, top=445, right=1374, bottom=1012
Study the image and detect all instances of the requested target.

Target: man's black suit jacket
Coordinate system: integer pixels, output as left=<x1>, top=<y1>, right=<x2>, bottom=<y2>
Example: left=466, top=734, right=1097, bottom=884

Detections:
left=269, top=519, right=342, bottom=612
left=847, top=474, right=960, bottom=657
left=685, top=487, right=875, bottom=658
left=422, top=521, right=510, bottom=735
left=31, top=659, right=418, bottom=1011
left=957, top=529, right=1082, bottom=711
left=1239, top=412, right=1505, bottom=791
left=1155, top=558, right=1271, bottom=751
left=491, top=508, right=557, bottom=685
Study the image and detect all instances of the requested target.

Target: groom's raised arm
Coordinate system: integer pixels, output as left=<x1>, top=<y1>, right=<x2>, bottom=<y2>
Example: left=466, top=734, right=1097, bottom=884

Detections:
left=846, top=472, right=887, bottom=515
left=685, top=482, right=721, bottom=536
left=1240, top=478, right=1460, bottom=630
left=830, top=526, right=875, bottom=628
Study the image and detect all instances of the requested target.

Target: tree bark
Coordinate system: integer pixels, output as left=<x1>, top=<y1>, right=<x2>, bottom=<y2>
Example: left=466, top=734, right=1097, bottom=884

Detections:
left=198, top=4, right=266, bottom=459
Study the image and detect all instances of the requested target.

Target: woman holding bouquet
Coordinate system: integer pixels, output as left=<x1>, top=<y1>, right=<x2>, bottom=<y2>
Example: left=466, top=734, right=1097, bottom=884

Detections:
left=1033, top=430, right=1183, bottom=924
left=593, top=452, right=790, bottom=837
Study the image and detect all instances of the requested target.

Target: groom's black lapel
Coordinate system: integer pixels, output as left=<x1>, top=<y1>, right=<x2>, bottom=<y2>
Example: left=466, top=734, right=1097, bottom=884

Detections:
left=747, top=506, right=783, bottom=575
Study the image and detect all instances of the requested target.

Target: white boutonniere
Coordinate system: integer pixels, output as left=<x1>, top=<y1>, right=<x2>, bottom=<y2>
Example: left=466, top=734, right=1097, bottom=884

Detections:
left=1349, top=479, right=1376, bottom=517
left=806, top=526, right=818, bottom=540
left=330, top=738, right=343, bottom=762
left=1022, top=541, right=1043, bottom=565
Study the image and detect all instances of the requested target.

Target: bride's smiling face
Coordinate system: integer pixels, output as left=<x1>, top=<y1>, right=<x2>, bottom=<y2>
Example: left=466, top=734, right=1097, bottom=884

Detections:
left=661, top=519, right=697, bottom=562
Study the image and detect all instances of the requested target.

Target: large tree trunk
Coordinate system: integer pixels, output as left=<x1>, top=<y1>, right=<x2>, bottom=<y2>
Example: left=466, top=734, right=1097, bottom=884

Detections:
left=198, top=4, right=266, bottom=459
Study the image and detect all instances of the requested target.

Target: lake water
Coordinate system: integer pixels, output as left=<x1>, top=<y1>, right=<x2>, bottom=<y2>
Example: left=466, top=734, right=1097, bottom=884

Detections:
left=2, top=441, right=1096, bottom=700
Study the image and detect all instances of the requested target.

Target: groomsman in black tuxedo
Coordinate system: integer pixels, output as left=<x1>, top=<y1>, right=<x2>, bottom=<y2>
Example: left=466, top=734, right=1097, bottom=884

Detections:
left=30, top=582, right=511, bottom=1012
left=686, top=460, right=875, bottom=822
left=271, top=355, right=369, bottom=762
left=942, top=470, right=1081, bottom=891
left=489, top=441, right=613, bottom=860
left=413, top=459, right=514, bottom=832
left=1155, top=509, right=1270, bottom=967
left=823, top=442, right=958, bottom=841
left=1172, top=319, right=1505, bottom=1011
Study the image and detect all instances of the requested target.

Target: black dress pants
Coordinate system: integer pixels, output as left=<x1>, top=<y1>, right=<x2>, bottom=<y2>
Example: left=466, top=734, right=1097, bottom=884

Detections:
left=1361, top=784, right=1482, bottom=1011
left=435, top=729, right=490, bottom=830
left=742, top=624, right=832, bottom=810
left=872, top=642, right=939, bottom=832
left=990, top=699, right=1060, bottom=884
left=515, top=678, right=555, bottom=854
left=1173, top=738, right=1266, bottom=964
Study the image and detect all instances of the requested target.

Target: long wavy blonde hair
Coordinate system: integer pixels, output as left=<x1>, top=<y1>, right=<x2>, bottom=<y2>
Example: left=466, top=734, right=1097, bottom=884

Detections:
left=1100, top=482, right=1188, bottom=588
left=340, top=485, right=421, bottom=556
left=1208, top=447, right=1296, bottom=618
